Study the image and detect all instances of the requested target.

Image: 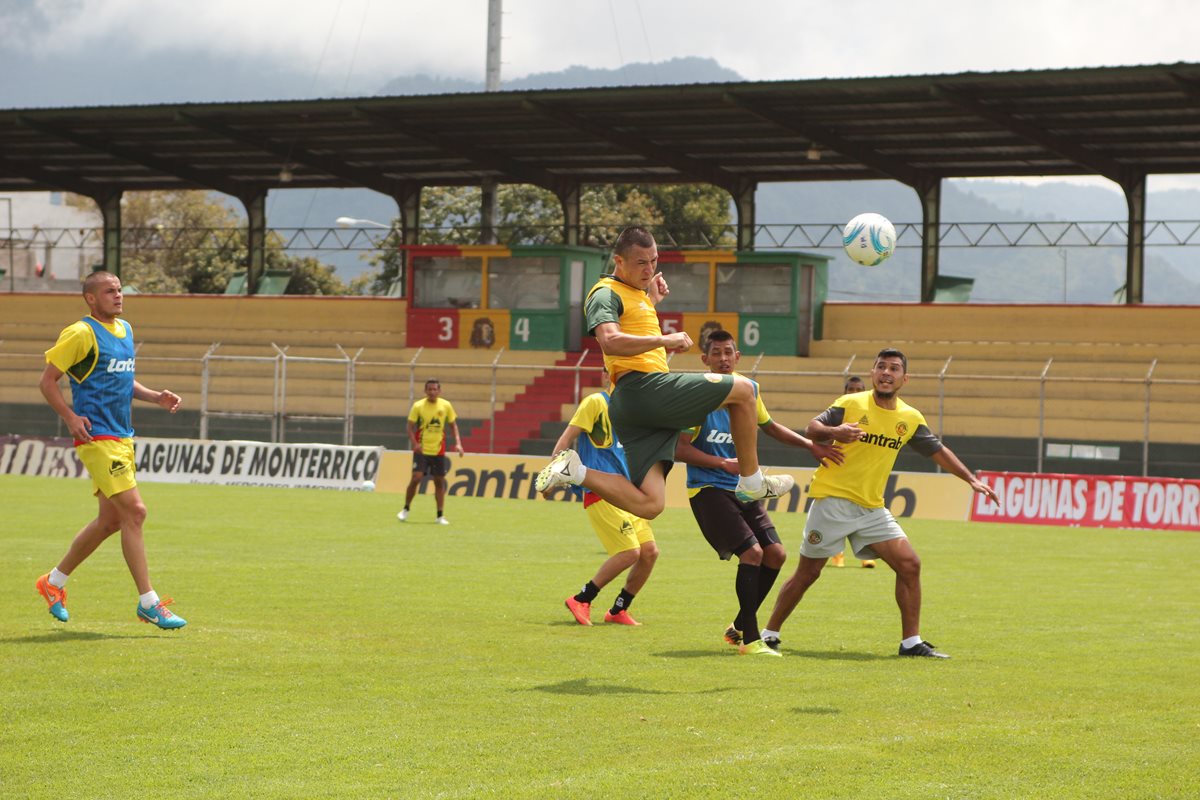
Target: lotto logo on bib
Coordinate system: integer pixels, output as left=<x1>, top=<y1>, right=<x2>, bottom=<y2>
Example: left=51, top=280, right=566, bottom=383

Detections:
left=807, top=530, right=823, bottom=545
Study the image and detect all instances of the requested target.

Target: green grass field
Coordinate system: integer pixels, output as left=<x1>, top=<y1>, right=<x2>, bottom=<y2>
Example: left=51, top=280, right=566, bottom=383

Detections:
left=2, top=475, right=1197, bottom=799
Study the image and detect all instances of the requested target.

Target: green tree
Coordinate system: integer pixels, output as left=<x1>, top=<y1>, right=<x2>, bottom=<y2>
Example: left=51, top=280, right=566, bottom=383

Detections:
left=362, top=182, right=734, bottom=295
left=120, top=191, right=245, bottom=293
left=119, top=191, right=351, bottom=295
left=283, top=256, right=352, bottom=296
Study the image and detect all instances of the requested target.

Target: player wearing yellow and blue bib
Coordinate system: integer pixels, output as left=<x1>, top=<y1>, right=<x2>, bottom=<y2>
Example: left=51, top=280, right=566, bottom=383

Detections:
left=675, top=330, right=842, bottom=656
left=554, top=391, right=657, bottom=627
left=35, top=271, right=187, bottom=630
left=764, top=348, right=1000, bottom=659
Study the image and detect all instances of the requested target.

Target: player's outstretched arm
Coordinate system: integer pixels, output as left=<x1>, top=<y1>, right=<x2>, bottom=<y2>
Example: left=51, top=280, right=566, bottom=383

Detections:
left=761, top=420, right=844, bottom=467
left=674, top=432, right=739, bottom=474
left=133, top=381, right=181, bottom=412
left=931, top=446, right=1000, bottom=505
left=806, top=417, right=863, bottom=444
left=551, top=424, right=585, bottom=456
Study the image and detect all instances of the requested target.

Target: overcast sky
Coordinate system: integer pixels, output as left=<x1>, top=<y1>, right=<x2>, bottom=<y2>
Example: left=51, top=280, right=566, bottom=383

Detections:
left=4, top=0, right=1199, bottom=192
left=7, top=0, right=1199, bottom=91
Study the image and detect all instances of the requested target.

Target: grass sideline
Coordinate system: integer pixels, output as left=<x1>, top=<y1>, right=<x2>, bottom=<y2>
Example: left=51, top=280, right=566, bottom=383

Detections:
left=1, top=474, right=1197, bottom=799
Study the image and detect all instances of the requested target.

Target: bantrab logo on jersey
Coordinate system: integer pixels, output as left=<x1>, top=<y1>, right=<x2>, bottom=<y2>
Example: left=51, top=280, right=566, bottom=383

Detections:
left=106, top=357, right=135, bottom=373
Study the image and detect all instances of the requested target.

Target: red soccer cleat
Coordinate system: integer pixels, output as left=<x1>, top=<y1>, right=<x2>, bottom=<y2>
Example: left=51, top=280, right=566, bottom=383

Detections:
left=603, top=609, right=641, bottom=626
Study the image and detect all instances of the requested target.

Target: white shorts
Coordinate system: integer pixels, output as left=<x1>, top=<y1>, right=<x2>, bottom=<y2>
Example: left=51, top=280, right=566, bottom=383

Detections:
left=801, top=496, right=907, bottom=560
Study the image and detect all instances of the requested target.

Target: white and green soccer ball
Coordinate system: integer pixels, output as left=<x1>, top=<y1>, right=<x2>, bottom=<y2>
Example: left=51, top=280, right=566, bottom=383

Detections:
left=842, top=212, right=896, bottom=266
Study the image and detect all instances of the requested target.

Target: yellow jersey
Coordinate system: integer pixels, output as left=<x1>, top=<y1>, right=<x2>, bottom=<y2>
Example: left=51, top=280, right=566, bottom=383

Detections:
left=584, top=275, right=668, bottom=385
left=408, top=397, right=457, bottom=456
left=808, top=391, right=943, bottom=508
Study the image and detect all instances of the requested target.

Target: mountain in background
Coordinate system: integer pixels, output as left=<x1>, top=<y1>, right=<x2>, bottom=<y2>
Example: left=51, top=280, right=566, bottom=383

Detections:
left=758, top=181, right=1200, bottom=304
left=376, top=57, right=742, bottom=95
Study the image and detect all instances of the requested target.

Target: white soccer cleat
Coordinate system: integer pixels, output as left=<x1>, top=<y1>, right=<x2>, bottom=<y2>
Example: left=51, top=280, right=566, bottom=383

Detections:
left=535, top=448, right=584, bottom=493
left=436, top=516, right=450, bottom=525
left=397, top=509, right=408, bottom=522
left=734, top=472, right=796, bottom=503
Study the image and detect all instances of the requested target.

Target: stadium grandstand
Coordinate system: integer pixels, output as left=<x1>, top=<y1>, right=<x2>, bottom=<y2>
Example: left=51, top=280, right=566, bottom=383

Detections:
left=3, top=62, right=1200, bottom=478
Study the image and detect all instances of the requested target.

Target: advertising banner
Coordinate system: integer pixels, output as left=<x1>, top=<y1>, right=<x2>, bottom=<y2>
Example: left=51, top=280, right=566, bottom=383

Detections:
left=0, top=435, right=381, bottom=491
left=0, top=435, right=87, bottom=479
left=375, top=451, right=975, bottom=521
left=970, top=470, right=1200, bottom=531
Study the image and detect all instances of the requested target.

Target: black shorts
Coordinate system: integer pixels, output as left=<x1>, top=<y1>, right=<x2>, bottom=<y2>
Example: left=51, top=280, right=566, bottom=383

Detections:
left=689, top=486, right=780, bottom=560
left=412, top=452, right=450, bottom=477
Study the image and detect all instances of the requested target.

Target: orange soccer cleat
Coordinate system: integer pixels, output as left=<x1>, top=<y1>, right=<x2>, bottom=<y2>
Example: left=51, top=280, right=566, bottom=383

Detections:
left=36, top=574, right=69, bottom=622
left=564, top=596, right=592, bottom=626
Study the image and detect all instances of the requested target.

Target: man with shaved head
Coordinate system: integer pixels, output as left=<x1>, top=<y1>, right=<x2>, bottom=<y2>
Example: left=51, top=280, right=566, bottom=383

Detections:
left=36, top=270, right=188, bottom=629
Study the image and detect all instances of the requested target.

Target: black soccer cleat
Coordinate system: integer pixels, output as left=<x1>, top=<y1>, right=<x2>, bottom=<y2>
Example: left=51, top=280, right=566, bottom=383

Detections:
left=898, top=640, right=949, bottom=658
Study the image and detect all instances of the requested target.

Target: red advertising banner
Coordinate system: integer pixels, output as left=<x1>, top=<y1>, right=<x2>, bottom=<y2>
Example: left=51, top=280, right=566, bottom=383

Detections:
left=970, top=471, right=1200, bottom=531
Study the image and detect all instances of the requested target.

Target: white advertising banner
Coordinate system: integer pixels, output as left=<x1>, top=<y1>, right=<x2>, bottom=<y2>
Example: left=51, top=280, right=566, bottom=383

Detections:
left=0, top=435, right=381, bottom=491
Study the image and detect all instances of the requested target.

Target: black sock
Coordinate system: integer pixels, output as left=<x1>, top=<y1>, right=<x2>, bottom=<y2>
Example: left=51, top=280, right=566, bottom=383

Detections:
left=610, top=588, right=636, bottom=615
left=437, top=509, right=444, bottom=517
left=734, top=564, right=761, bottom=643
left=574, top=581, right=600, bottom=604
left=756, top=566, right=781, bottom=609
left=403, top=506, right=410, bottom=511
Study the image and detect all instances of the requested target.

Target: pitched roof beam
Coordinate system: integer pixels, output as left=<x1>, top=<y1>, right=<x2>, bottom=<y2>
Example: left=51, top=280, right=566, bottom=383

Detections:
left=0, top=155, right=108, bottom=196
left=721, top=92, right=930, bottom=188
left=175, top=112, right=403, bottom=196
left=356, top=107, right=565, bottom=192
left=16, top=116, right=246, bottom=198
left=521, top=99, right=741, bottom=191
left=930, top=85, right=1128, bottom=184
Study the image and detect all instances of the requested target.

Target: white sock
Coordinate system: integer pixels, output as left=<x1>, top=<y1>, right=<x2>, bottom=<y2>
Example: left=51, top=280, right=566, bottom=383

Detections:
left=901, top=635, right=923, bottom=649
left=139, top=590, right=160, bottom=609
left=49, top=568, right=70, bottom=588
left=737, top=470, right=764, bottom=492
left=761, top=628, right=780, bottom=641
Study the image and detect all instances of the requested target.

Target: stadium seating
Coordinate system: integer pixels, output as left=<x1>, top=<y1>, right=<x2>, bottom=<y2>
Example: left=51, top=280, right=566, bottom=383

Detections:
left=5, top=296, right=1199, bottom=475
left=524, top=302, right=1200, bottom=477
left=0, top=294, right=557, bottom=446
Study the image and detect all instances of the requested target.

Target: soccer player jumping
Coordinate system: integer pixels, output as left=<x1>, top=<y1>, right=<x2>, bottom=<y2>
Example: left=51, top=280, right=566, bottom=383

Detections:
left=536, top=226, right=794, bottom=518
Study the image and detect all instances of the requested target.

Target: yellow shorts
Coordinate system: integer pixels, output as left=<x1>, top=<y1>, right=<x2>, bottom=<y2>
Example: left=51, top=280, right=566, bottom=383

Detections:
left=585, top=500, right=654, bottom=556
left=76, top=438, right=137, bottom=498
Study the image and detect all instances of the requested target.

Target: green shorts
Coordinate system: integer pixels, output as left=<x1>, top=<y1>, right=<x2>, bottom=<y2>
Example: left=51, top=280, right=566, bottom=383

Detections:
left=608, top=371, right=735, bottom=485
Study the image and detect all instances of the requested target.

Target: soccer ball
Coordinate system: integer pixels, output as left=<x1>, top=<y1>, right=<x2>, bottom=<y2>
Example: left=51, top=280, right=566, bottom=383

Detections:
left=842, top=212, right=896, bottom=266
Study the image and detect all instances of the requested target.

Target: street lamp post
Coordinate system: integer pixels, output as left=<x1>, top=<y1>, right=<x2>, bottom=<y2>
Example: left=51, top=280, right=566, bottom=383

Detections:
left=2, top=197, right=13, bottom=293
left=1058, top=248, right=1068, bottom=303
left=336, top=217, right=402, bottom=296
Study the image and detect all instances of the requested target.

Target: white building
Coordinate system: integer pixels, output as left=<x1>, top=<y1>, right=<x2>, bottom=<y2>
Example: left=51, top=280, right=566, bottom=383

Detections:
left=1, top=192, right=104, bottom=292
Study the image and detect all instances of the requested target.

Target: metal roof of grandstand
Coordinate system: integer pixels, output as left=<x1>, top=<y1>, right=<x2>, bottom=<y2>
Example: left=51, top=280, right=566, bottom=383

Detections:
left=3, top=61, right=1200, bottom=199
